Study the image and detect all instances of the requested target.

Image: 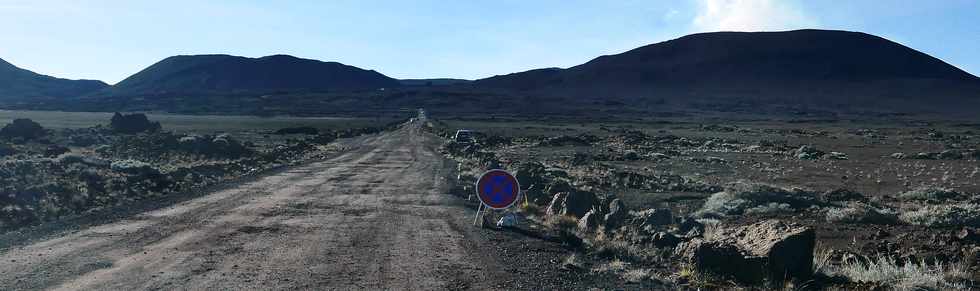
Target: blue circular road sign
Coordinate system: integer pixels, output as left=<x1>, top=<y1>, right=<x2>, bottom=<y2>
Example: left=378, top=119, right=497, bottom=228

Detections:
left=476, top=169, right=521, bottom=209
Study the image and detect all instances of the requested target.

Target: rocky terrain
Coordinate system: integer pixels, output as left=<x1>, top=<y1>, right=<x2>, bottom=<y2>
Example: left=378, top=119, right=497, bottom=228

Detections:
left=433, top=116, right=980, bottom=290
left=0, top=113, right=394, bottom=231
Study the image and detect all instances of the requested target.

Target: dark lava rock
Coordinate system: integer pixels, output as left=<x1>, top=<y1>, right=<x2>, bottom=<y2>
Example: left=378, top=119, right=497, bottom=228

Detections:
left=274, top=127, right=319, bottom=135
left=514, top=161, right=546, bottom=190
left=939, top=150, right=964, bottom=160
left=957, top=228, right=979, bottom=243
left=821, top=188, right=868, bottom=203
left=110, top=112, right=161, bottom=134
left=0, top=144, right=16, bottom=156
left=651, top=231, right=682, bottom=248
left=676, top=217, right=705, bottom=237
left=110, top=159, right=160, bottom=176
left=0, top=119, right=45, bottom=139
left=795, top=145, right=825, bottom=160
left=676, top=239, right=761, bottom=283
left=719, top=220, right=816, bottom=284
left=44, top=145, right=70, bottom=157
left=631, top=208, right=673, bottom=227
left=602, top=198, right=627, bottom=231
left=546, top=190, right=600, bottom=219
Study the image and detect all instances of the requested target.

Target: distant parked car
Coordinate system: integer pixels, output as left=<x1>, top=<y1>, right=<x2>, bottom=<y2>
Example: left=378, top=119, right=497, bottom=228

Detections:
left=453, top=129, right=476, bottom=144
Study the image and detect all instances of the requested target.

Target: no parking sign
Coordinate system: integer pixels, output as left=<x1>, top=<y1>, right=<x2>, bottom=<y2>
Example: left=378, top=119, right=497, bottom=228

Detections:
left=476, top=169, right=521, bottom=209
left=472, top=169, right=521, bottom=226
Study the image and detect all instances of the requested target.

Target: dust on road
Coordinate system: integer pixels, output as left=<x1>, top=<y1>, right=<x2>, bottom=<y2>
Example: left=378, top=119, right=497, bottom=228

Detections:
left=0, top=120, right=507, bottom=290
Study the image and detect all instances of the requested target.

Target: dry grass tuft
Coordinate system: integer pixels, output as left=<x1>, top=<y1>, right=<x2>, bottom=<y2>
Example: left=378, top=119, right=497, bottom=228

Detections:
left=816, top=252, right=970, bottom=290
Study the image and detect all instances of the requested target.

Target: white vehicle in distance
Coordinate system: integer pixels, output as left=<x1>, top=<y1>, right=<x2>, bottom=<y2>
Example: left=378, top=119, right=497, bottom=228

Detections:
left=453, top=129, right=476, bottom=144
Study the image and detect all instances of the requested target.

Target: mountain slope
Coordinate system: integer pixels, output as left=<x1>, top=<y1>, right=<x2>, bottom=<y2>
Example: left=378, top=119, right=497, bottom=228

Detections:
left=0, top=58, right=108, bottom=100
left=474, top=29, right=980, bottom=111
left=108, top=54, right=399, bottom=96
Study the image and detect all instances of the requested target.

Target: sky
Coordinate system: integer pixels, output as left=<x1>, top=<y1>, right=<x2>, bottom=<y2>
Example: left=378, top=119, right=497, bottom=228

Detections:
left=0, top=0, right=977, bottom=84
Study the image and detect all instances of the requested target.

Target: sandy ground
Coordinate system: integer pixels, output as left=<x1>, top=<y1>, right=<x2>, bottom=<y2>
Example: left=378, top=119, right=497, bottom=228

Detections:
left=0, top=120, right=515, bottom=290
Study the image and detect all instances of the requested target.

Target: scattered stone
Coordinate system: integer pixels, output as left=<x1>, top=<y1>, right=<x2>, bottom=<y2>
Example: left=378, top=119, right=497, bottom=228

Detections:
left=889, top=152, right=906, bottom=159
left=110, top=112, right=161, bottom=134
left=827, top=151, right=848, bottom=160
left=0, top=119, right=45, bottom=139
left=956, top=228, right=979, bottom=243
left=676, top=217, right=705, bottom=237
left=497, top=212, right=519, bottom=228
left=795, top=145, right=824, bottom=160
left=913, top=152, right=936, bottom=160
left=939, top=150, right=964, bottom=160
left=870, top=229, right=890, bottom=240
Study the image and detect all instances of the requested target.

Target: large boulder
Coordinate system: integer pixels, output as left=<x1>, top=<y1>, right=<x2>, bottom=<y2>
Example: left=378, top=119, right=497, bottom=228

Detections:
left=110, top=112, right=161, bottom=134
left=719, top=220, right=816, bottom=284
left=631, top=208, right=673, bottom=227
left=547, top=190, right=599, bottom=219
left=0, top=119, right=45, bottom=139
left=676, top=239, right=764, bottom=283
left=676, top=220, right=815, bottom=284
left=651, top=231, right=682, bottom=248
left=514, top=161, right=547, bottom=190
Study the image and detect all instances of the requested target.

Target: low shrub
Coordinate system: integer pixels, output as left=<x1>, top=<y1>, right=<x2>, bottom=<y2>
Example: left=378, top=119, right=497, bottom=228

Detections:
left=816, top=252, right=969, bottom=290
left=825, top=202, right=900, bottom=225
left=898, top=186, right=962, bottom=201
left=694, top=182, right=817, bottom=218
left=900, top=203, right=980, bottom=227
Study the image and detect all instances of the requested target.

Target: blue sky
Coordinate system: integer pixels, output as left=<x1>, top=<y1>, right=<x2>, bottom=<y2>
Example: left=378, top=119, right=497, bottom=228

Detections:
left=0, top=0, right=977, bottom=84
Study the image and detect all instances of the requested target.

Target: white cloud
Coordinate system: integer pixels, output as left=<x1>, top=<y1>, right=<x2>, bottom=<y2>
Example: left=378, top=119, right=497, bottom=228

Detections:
left=692, top=0, right=817, bottom=32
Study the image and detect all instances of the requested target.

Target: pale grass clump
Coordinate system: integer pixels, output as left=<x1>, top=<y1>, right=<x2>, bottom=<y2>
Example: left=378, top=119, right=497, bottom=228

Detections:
left=815, top=252, right=970, bottom=290
left=899, top=203, right=980, bottom=227
left=825, top=202, right=899, bottom=225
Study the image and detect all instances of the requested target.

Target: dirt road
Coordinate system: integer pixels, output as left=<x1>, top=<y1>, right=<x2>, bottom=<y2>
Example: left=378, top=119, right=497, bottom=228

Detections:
left=0, top=120, right=516, bottom=290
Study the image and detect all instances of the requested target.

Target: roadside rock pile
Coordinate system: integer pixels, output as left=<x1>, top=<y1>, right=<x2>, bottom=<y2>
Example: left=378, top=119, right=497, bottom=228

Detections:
left=110, top=112, right=161, bottom=134
left=538, top=134, right=597, bottom=147
left=0, top=118, right=46, bottom=139
left=794, top=145, right=824, bottom=160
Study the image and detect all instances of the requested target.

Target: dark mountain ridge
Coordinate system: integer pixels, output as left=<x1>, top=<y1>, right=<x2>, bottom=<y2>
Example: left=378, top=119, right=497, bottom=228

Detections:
left=105, top=54, right=399, bottom=96
left=0, top=58, right=108, bottom=100
left=473, top=29, right=980, bottom=112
